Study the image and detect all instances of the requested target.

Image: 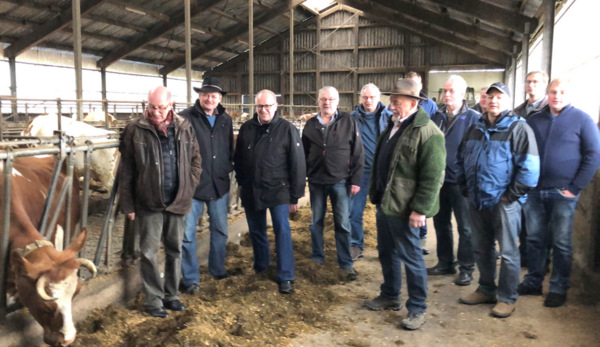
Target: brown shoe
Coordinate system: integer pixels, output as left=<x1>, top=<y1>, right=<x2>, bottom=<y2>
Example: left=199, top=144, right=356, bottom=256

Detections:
left=459, top=289, right=497, bottom=305
left=491, top=301, right=516, bottom=318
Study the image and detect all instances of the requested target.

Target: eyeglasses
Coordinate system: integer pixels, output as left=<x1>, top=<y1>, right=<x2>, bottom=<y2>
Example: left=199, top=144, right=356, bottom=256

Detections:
left=256, top=104, right=275, bottom=109
left=319, top=98, right=337, bottom=103
left=147, top=104, right=170, bottom=111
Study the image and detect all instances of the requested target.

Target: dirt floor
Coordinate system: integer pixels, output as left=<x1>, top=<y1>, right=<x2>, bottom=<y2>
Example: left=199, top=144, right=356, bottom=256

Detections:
left=69, top=203, right=600, bottom=347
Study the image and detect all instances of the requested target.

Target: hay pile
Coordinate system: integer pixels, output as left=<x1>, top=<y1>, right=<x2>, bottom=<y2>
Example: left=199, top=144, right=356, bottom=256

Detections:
left=73, top=203, right=378, bottom=347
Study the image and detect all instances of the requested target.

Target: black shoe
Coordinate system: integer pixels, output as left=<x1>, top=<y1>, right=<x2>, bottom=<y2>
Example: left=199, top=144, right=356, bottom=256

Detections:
left=454, top=272, right=473, bottom=286
left=422, top=248, right=430, bottom=255
left=146, top=306, right=169, bottom=318
left=427, top=264, right=456, bottom=276
left=517, top=283, right=543, bottom=296
left=164, top=299, right=186, bottom=311
left=346, top=268, right=358, bottom=281
left=544, top=292, right=567, bottom=307
left=180, top=283, right=199, bottom=294
left=278, top=280, right=294, bottom=294
left=214, top=273, right=231, bottom=280
left=363, top=295, right=402, bottom=311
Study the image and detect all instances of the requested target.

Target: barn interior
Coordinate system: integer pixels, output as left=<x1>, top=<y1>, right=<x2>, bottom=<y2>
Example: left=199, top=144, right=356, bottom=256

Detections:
left=1, top=0, right=599, bottom=345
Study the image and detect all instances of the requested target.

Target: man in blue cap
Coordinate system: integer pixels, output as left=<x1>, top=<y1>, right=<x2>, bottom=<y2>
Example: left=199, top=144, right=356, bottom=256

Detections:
left=457, top=82, right=539, bottom=318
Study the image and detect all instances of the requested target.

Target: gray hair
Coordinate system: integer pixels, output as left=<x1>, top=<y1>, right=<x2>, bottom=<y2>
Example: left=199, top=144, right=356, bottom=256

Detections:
left=446, top=75, right=468, bottom=95
left=319, top=86, right=339, bottom=99
left=360, top=83, right=380, bottom=95
left=527, top=71, right=549, bottom=84
left=255, top=89, right=277, bottom=103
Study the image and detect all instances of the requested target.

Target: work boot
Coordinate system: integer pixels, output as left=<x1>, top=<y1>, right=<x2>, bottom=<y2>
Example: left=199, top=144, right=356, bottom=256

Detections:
left=363, top=295, right=402, bottom=311
left=517, top=283, right=543, bottom=296
left=544, top=292, right=567, bottom=307
left=491, top=301, right=516, bottom=318
left=350, top=246, right=363, bottom=260
left=459, top=289, right=497, bottom=305
left=401, top=312, right=426, bottom=330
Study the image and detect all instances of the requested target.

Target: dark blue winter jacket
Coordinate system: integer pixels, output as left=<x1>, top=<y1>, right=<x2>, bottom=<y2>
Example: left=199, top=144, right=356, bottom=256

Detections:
left=350, top=102, right=392, bottom=172
left=419, top=91, right=438, bottom=116
left=527, top=105, right=600, bottom=195
left=431, top=102, right=481, bottom=184
left=457, top=110, right=540, bottom=210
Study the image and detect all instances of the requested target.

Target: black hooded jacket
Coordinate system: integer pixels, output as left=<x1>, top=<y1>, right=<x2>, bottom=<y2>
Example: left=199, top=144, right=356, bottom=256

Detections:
left=234, top=110, right=306, bottom=210
left=180, top=101, right=234, bottom=201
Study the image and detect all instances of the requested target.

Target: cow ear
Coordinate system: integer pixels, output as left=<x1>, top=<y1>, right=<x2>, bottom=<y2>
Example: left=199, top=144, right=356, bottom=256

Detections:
left=65, top=228, right=88, bottom=254
left=10, top=251, right=36, bottom=278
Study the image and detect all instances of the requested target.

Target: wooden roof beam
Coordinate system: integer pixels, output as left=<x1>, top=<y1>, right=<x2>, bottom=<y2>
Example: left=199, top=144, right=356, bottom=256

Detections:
left=339, top=0, right=506, bottom=66
left=3, top=0, right=107, bottom=58
left=210, top=8, right=279, bottom=35
left=106, top=0, right=169, bottom=23
left=369, top=0, right=515, bottom=54
left=97, top=0, right=223, bottom=69
left=160, top=0, right=305, bottom=75
left=426, top=0, right=537, bottom=33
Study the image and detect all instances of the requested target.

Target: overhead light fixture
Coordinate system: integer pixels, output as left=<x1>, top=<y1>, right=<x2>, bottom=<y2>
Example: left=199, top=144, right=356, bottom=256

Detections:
left=125, top=6, right=147, bottom=16
left=192, top=28, right=206, bottom=34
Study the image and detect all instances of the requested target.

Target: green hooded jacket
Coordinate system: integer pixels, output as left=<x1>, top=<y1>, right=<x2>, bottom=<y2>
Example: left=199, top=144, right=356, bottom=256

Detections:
left=369, top=106, right=446, bottom=219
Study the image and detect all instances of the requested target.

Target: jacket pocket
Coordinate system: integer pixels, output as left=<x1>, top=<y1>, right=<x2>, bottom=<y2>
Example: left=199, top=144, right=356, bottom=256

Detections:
left=384, top=176, right=415, bottom=217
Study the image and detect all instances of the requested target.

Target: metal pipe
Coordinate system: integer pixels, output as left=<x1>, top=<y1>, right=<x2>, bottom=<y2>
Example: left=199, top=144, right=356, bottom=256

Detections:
left=0, top=151, right=14, bottom=321
left=44, top=177, right=71, bottom=241
left=64, top=150, right=75, bottom=248
left=184, top=0, right=192, bottom=105
left=80, top=144, right=93, bottom=229
left=94, top=178, right=119, bottom=266
left=72, top=0, right=83, bottom=121
left=38, top=156, right=66, bottom=236
left=289, top=6, right=294, bottom=118
left=249, top=0, right=254, bottom=114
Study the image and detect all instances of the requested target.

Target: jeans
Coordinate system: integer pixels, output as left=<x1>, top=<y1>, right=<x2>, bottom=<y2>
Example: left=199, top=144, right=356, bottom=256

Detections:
left=137, top=210, right=184, bottom=309
left=522, top=189, right=578, bottom=295
left=181, top=194, right=229, bottom=286
left=349, top=171, right=371, bottom=250
left=376, top=206, right=427, bottom=313
left=432, top=182, right=474, bottom=274
left=469, top=200, right=521, bottom=303
left=244, top=204, right=295, bottom=281
left=309, top=180, right=353, bottom=270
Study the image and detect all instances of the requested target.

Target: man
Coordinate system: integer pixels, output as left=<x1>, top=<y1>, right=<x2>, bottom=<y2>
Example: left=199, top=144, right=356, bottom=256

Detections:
left=514, top=71, right=549, bottom=119
left=405, top=71, right=438, bottom=116
left=302, top=86, right=364, bottom=280
left=349, top=83, right=392, bottom=260
left=457, top=82, right=539, bottom=318
left=179, top=77, right=234, bottom=294
left=234, top=90, right=306, bottom=294
left=429, top=75, right=480, bottom=286
left=363, top=78, right=445, bottom=330
left=405, top=71, right=437, bottom=254
left=119, top=86, right=202, bottom=318
left=513, top=71, right=549, bottom=267
left=518, top=78, right=600, bottom=307
left=472, top=87, right=488, bottom=114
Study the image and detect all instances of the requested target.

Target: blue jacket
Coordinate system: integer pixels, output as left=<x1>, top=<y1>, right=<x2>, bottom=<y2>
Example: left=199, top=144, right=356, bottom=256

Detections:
left=419, top=91, right=438, bottom=116
left=527, top=105, right=600, bottom=195
left=457, top=110, right=540, bottom=210
left=350, top=102, right=392, bottom=172
left=431, top=102, right=481, bottom=183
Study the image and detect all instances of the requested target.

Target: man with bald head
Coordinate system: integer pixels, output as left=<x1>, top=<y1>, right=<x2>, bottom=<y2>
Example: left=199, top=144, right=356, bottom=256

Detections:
left=349, top=83, right=392, bottom=260
left=429, top=75, right=480, bottom=286
left=234, top=89, right=306, bottom=294
left=120, top=86, right=202, bottom=318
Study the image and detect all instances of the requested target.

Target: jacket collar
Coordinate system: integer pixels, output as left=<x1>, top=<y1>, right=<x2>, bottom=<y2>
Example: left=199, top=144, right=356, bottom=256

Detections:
left=251, top=109, right=281, bottom=126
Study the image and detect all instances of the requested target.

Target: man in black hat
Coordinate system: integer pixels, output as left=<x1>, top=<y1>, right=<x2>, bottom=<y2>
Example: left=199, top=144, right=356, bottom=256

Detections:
left=457, top=82, right=539, bottom=318
left=363, top=78, right=446, bottom=331
left=179, top=77, right=234, bottom=293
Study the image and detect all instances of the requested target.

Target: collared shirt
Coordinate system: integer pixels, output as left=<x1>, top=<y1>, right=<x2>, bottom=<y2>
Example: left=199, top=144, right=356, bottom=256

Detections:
left=317, top=112, right=338, bottom=125
left=526, top=98, right=544, bottom=115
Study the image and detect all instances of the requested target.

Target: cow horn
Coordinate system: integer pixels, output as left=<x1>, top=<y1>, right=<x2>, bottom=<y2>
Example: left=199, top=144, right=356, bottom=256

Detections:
left=36, top=275, right=57, bottom=301
left=77, top=258, right=97, bottom=277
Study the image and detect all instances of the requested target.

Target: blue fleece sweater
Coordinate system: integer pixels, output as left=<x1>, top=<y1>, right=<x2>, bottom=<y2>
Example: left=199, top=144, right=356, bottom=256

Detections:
left=351, top=102, right=391, bottom=172
left=527, top=105, right=600, bottom=194
left=419, top=91, right=438, bottom=116
left=431, top=103, right=481, bottom=183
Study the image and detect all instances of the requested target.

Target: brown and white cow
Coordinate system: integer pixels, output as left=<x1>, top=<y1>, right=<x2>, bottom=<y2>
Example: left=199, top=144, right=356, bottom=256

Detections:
left=21, top=114, right=120, bottom=191
left=3, top=156, right=96, bottom=346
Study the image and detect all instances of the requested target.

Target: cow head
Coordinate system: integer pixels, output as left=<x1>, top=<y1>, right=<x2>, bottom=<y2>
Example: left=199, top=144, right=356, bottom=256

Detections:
left=10, top=230, right=96, bottom=346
